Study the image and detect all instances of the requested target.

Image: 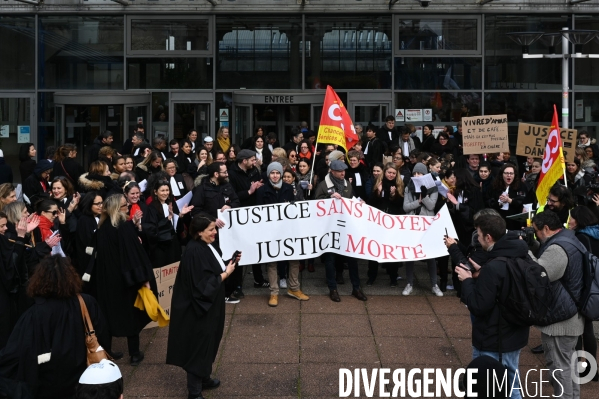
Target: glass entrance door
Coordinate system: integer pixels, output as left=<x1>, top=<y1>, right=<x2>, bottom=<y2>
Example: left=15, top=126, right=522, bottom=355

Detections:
left=234, top=105, right=251, bottom=145
left=58, top=105, right=124, bottom=167
left=0, top=96, right=34, bottom=183
left=171, top=103, right=211, bottom=142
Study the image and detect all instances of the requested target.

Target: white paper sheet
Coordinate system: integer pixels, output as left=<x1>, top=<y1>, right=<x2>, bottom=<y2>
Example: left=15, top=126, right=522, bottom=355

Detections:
left=435, top=180, right=449, bottom=198
left=138, top=179, right=147, bottom=192
left=411, top=173, right=437, bottom=193
left=175, top=191, right=192, bottom=213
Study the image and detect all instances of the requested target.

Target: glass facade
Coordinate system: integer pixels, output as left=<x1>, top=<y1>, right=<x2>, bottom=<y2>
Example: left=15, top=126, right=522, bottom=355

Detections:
left=0, top=17, right=35, bottom=90
left=0, top=11, right=596, bottom=176
left=305, top=16, right=392, bottom=90
left=38, top=16, right=124, bottom=90
left=216, top=16, right=303, bottom=89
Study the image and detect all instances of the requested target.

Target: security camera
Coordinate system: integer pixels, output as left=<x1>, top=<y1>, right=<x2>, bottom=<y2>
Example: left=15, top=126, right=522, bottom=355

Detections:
left=418, top=0, right=431, bottom=7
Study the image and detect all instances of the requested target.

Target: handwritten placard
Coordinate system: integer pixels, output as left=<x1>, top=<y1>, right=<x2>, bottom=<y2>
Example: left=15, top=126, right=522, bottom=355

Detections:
left=462, top=114, right=509, bottom=154
left=516, top=123, right=576, bottom=163
left=145, top=261, right=179, bottom=329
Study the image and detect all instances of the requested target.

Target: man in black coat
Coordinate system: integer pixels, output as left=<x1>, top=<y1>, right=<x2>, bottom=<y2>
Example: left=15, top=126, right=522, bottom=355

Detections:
left=226, top=150, right=269, bottom=290
left=376, top=115, right=398, bottom=150
left=283, top=128, right=304, bottom=154
left=88, top=130, right=114, bottom=167
left=363, top=125, right=385, bottom=170
left=0, top=150, right=13, bottom=184
left=455, top=214, right=529, bottom=399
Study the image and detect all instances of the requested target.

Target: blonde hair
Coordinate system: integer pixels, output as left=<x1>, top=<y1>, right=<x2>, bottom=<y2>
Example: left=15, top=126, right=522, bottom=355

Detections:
left=373, top=163, right=404, bottom=199
left=216, top=126, right=229, bottom=140
left=98, top=194, right=127, bottom=228
left=89, top=161, right=108, bottom=175
left=272, top=147, right=287, bottom=160
left=3, top=201, right=26, bottom=224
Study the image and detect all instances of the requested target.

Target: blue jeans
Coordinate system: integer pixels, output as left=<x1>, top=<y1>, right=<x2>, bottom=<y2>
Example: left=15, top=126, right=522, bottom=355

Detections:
left=472, top=347, right=522, bottom=399
left=323, top=253, right=360, bottom=291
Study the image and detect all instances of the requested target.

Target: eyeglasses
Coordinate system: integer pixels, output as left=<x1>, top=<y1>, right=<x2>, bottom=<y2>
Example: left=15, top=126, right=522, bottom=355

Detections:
left=46, top=210, right=58, bottom=216
left=546, top=197, right=559, bottom=204
left=301, top=146, right=309, bottom=149
left=289, top=155, right=297, bottom=158
left=439, top=137, right=448, bottom=141
left=503, top=172, right=515, bottom=176
left=393, top=157, right=402, bottom=161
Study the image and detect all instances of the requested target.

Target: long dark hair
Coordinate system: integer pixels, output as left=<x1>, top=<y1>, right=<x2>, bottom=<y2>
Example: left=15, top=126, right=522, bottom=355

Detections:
left=18, top=143, right=34, bottom=162
left=190, top=215, right=216, bottom=238
left=491, top=163, right=521, bottom=191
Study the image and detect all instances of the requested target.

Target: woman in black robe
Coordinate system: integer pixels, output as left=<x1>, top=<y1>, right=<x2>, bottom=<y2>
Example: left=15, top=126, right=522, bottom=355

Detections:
left=166, top=216, right=238, bottom=399
left=145, top=179, right=193, bottom=268
left=74, top=191, right=103, bottom=296
left=0, top=255, right=105, bottom=399
left=91, top=194, right=157, bottom=366
left=0, top=216, right=27, bottom=350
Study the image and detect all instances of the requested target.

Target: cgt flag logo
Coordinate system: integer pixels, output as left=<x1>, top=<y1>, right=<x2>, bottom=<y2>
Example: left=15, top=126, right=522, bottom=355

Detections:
left=317, top=86, right=359, bottom=153
left=536, top=104, right=565, bottom=206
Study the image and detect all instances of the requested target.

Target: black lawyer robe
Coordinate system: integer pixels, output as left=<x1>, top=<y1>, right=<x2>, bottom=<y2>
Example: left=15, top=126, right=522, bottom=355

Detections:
left=166, top=239, right=226, bottom=377
left=93, top=219, right=157, bottom=337
left=0, top=294, right=104, bottom=399
left=0, top=236, right=26, bottom=350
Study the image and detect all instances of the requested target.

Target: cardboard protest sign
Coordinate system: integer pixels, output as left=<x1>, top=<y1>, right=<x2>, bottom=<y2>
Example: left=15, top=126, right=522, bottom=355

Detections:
left=145, top=261, right=179, bottom=329
left=219, top=199, right=456, bottom=265
left=462, top=114, right=509, bottom=154
left=516, top=123, right=577, bottom=163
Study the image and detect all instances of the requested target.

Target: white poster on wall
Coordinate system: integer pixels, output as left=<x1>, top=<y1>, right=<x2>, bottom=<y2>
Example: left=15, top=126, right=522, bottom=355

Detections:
left=219, top=199, right=457, bottom=265
left=405, top=109, right=423, bottom=122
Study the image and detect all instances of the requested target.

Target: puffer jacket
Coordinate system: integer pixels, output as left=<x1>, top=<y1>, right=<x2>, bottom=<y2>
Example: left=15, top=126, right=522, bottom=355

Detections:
left=227, top=162, right=262, bottom=207
left=536, top=229, right=583, bottom=327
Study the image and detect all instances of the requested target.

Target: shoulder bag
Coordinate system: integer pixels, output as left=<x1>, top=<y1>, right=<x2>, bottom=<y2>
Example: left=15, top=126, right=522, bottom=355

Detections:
left=77, top=294, right=112, bottom=366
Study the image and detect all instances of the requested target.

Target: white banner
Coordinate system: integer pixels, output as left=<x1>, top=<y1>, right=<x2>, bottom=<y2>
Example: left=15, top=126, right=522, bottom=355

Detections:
left=219, top=199, right=457, bottom=265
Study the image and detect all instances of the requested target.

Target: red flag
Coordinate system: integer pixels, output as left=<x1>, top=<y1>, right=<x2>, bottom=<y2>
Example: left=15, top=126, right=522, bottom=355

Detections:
left=316, top=86, right=359, bottom=152
left=536, top=105, right=566, bottom=206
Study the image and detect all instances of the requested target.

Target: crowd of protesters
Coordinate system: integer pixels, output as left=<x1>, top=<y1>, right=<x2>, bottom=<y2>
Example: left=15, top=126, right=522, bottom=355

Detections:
left=0, top=116, right=598, bottom=399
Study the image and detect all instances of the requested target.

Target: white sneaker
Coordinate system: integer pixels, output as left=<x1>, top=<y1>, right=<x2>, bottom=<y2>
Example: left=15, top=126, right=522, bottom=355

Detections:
left=402, top=284, right=413, bottom=296
left=279, top=278, right=287, bottom=289
left=446, top=285, right=454, bottom=290
left=396, top=276, right=403, bottom=280
left=432, top=285, right=444, bottom=297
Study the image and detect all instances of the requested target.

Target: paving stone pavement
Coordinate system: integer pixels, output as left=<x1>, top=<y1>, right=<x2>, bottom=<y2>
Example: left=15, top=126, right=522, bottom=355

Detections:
left=112, top=261, right=599, bottom=398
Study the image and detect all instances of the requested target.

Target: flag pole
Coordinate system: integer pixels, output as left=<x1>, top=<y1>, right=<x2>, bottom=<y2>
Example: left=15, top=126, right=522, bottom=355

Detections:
left=307, top=134, right=320, bottom=197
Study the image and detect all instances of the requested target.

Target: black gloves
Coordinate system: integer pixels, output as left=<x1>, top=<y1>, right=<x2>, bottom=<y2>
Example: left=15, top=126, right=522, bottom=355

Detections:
left=420, top=186, right=428, bottom=196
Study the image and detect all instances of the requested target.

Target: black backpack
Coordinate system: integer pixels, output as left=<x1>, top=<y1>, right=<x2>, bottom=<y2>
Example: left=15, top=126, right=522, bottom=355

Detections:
left=496, top=256, right=553, bottom=326
left=555, top=235, right=599, bottom=321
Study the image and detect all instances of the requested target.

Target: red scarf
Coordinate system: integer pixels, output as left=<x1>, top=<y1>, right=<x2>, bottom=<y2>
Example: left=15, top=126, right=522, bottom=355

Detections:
left=129, top=203, right=141, bottom=220
left=38, top=215, right=55, bottom=241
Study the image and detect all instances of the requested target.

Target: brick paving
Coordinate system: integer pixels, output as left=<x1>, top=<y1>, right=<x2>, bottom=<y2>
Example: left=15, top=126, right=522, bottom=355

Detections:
left=112, top=262, right=599, bottom=398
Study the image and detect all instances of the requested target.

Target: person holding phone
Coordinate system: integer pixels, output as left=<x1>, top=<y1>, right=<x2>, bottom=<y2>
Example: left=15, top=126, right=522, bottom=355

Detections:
left=167, top=215, right=239, bottom=399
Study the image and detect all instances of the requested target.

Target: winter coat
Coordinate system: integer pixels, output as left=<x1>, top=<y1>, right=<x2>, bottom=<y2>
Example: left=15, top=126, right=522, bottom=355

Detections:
left=0, top=158, right=13, bottom=185
left=53, top=158, right=85, bottom=191
left=190, top=177, right=240, bottom=218
left=460, top=233, right=530, bottom=353
left=227, top=162, right=262, bottom=207
left=314, top=174, right=353, bottom=200
left=78, top=173, right=115, bottom=199
left=255, top=181, right=295, bottom=205
left=403, top=180, right=438, bottom=216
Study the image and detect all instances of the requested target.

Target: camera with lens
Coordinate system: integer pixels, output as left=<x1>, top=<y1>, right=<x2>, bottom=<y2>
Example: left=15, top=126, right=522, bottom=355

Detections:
left=509, top=227, right=536, bottom=246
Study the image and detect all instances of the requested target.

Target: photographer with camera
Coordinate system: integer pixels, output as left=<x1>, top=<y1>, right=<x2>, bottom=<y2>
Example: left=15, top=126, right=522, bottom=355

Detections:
left=453, top=213, right=530, bottom=399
